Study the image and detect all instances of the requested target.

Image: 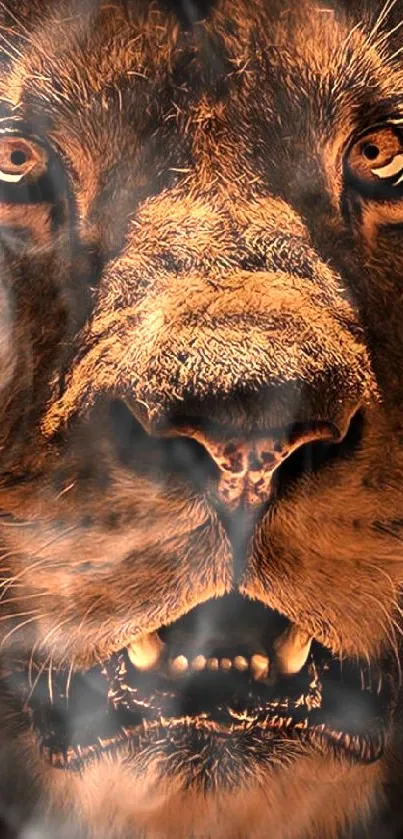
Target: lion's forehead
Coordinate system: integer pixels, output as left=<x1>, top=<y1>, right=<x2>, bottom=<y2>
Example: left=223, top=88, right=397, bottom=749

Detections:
left=1, top=0, right=395, bottom=203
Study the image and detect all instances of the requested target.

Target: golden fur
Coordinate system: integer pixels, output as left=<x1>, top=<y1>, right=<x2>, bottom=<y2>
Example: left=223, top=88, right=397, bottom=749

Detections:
left=1, top=0, right=403, bottom=836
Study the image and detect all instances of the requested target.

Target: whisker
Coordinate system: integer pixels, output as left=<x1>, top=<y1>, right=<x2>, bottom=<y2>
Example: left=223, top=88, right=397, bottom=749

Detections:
left=36, top=617, right=72, bottom=656
left=375, top=15, right=403, bottom=48
left=0, top=523, right=80, bottom=596
left=0, top=592, right=53, bottom=606
left=0, top=28, right=25, bottom=59
left=0, top=615, right=44, bottom=650
left=0, top=609, right=41, bottom=623
left=55, top=482, right=76, bottom=500
left=66, top=656, right=75, bottom=706
left=48, top=655, right=54, bottom=706
left=25, top=653, right=51, bottom=704
left=367, top=0, right=399, bottom=44
left=0, top=519, right=36, bottom=528
left=0, top=1, right=35, bottom=38
left=384, top=44, right=403, bottom=64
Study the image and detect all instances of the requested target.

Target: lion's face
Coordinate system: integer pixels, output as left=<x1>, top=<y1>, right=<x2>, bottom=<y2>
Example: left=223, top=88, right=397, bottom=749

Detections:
left=1, top=0, right=403, bottom=836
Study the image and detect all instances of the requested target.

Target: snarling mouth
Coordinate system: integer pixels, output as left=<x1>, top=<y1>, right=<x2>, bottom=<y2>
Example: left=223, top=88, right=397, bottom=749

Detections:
left=9, top=595, right=393, bottom=771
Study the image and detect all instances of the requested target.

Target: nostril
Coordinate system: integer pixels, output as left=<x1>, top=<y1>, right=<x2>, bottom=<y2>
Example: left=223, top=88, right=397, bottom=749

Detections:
left=273, top=409, right=364, bottom=502
left=108, top=399, right=364, bottom=508
left=109, top=398, right=149, bottom=463
left=162, top=436, right=219, bottom=486
left=108, top=399, right=219, bottom=486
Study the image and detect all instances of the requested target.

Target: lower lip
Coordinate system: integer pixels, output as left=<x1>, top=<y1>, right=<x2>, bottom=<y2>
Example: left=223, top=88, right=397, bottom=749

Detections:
left=38, top=712, right=386, bottom=772
left=20, top=644, right=390, bottom=771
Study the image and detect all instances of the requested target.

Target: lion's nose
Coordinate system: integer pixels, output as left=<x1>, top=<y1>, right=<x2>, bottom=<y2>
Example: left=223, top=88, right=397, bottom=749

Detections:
left=109, top=396, right=361, bottom=510
left=160, top=420, right=341, bottom=508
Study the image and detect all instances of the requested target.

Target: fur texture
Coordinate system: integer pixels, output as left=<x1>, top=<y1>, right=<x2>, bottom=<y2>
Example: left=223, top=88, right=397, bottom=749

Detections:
left=1, top=0, right=403, bottom=836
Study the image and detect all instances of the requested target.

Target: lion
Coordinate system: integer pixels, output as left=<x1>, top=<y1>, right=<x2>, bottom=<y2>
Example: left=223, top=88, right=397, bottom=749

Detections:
left=1, top=0, right=403, bottom=835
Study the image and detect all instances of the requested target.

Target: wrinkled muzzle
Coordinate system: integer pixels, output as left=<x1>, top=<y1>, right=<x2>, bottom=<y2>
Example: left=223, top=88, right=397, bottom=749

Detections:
left=45, top=267, right=374, bottom=420
left=43, top=254, right=376, bottom=510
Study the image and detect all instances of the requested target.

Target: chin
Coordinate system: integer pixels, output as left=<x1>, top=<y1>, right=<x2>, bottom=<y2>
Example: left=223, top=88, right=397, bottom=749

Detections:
left=0, top=587, right=396, bottom=838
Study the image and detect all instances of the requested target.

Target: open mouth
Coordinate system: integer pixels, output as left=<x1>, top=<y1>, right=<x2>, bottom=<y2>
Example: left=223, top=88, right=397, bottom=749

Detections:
left=8, top=594, right=393, bottom=771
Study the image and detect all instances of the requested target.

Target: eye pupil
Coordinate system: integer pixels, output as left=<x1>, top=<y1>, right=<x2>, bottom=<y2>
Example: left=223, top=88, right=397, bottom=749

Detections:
left=10, top=149, right=27, bottom=166
left=362, top=143, right=380, bottom=161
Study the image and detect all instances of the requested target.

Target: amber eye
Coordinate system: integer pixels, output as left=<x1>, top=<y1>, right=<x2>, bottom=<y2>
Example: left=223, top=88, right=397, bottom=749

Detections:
left=346, top=126, right=403, bottom=193
left=0, top=135, right=47, bottom=186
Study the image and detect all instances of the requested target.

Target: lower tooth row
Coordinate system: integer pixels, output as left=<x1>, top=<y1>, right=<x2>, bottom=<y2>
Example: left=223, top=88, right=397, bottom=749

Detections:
left=169, top=654, right=269, bottom=679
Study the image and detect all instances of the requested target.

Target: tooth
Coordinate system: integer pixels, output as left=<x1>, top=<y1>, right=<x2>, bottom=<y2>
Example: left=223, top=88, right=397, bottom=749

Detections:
left=234, top=656, right=249, bottom=672
left=207, top=657, right=219, bottom=671
left=250, top=654, right=269, bottom=681
left=191, top=655, right=206, bottom=671
left=274, top=625, right=312, bottom=675
left=127, top=632, right=164, bottom=671
left=220, top=658, right=232, bottom=671
left=169, top=655, right=188, bottom=674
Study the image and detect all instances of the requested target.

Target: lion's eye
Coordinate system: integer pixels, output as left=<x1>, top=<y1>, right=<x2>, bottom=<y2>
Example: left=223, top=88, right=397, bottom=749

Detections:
left=0, top=135, right=47, bottom=186
left=346, top=126, right=403, bottom=195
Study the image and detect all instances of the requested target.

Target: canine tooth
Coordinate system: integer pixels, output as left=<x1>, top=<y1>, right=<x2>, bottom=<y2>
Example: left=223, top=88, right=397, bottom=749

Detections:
left=234, top=656, right=249, bottom=672
left=220, top=658, right=232, bottom=671
left=274, top=624, right=312, bottom=675
left=207, top=657, right=219, bottom=671
left=251, top=654, right=269, bottom=680
left=170, top=655, right=188, bottom=674
left=127, top=632, right=164, bottom=672
left=191, top=655, right=206, bottom=671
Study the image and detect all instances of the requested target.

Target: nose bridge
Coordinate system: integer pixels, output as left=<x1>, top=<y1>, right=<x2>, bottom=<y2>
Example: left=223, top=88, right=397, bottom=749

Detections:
left=127, top=260, right=367, bottom=426
left=119, top=188, right=314, bottom=293
left=43, top=191, right=374, bottom=439
left=118, top=186, right=350, bottom=349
